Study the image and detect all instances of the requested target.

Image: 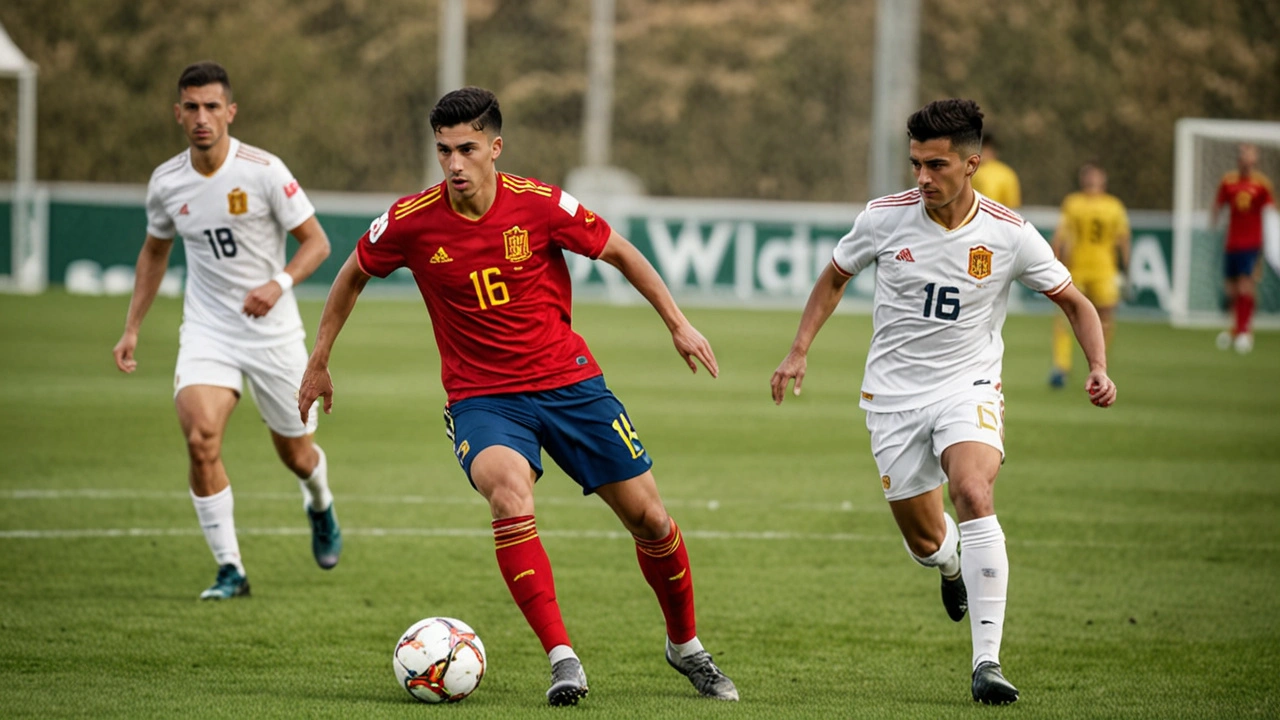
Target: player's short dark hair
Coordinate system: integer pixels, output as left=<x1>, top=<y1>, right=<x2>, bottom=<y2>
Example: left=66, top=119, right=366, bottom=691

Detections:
left=430, top=87, right=502, bottom=136
left=178, top=61, right=232, bottom=101
left=907, top=99, right=984, bottom=157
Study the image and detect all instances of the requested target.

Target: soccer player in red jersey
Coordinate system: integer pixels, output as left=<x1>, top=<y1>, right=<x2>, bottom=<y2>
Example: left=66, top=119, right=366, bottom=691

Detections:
left=1212, top=143, right=1274, bottom=354
left=296, top=87, right=738, bottom=706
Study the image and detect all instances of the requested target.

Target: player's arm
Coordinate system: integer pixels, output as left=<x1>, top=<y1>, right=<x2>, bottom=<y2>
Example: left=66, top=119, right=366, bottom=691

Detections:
left=597, top=229, right=718, bottom=378
left=244, top=216, right=333, bottom=318
left=1048, top=284, right=1116, bottom=407
left=297, top=249, right=372, bottom=422
left=770, top=262, right=852, bottom=405
left=112, top=234, right=174, bottom=373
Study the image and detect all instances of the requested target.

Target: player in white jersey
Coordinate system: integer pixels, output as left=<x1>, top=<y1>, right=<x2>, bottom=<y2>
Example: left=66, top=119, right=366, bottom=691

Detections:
left=112, top=62, right=342, bottom=600
left=771, top=99, right=1116, bottom=705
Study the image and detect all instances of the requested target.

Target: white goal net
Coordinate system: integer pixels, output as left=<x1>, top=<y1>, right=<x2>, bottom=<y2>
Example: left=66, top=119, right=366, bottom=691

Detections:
left=1171, top=118, right=1280, bottom=329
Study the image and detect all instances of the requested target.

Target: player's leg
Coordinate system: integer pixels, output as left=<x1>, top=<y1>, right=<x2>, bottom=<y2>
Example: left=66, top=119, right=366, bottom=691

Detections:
left=888, top=487, right=966, bottom=621
left=1233, top=255, right=1259, bottom=353
left=593, top=472, right=737, bottom=701
left=1219, top=255, right=1243, bottom=348
left=933, top=388, right=1017, bottom=704
left=868, top=407, right=965, bottom=621
left=175, top=383, right=248, bottom=599
left=942, top=441, right=1018, bottom=704
left=448, top=398, right=583, bottom=705
left=1049, top=313, right=1072, bottom=387
left=245, top=341, right=341, bottom=568
left=539, top=377, right=736, bottom=701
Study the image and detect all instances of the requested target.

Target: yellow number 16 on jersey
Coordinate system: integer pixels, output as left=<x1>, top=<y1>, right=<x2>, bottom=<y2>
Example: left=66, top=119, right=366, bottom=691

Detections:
left=469, top=267, right=510, bottom=310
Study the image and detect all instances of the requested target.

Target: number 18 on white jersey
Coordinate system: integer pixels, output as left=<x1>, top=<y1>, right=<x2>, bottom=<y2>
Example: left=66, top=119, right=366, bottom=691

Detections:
left=145, top=138, right=316, bottom=347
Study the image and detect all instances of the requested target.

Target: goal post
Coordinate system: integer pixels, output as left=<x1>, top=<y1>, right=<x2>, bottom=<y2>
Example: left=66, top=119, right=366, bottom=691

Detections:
left=1171, top=118, right=1280, bottom=329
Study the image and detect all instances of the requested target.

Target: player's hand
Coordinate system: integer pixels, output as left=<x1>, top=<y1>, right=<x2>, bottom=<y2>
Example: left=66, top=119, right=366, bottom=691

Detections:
left=1085, top=369, right=1116, bottom=408
left=243, top=280, right=284, bottom=318
left=297, top=363, right=334, bottom=424
left=672, top=322, right=718, bottom=378
left=770, top=350, right=807, bottom=405
left=113, top=331, right=139, bottom=373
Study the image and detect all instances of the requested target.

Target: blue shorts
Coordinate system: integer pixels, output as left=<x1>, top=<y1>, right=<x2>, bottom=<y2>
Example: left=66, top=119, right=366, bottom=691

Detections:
left=443, top=376, right=653, bottom=495
left=1225, top=250, right=1260, bottom=278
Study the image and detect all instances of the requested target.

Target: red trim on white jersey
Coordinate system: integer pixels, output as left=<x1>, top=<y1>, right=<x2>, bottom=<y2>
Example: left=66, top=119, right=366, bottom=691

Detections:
left=235, top=144, right=272, bottom=166
left=1043, top=277, right=1073, bottom=297
left=831, top=258, right=854, bottom=277
left=978, top=199, right=1024, bottom=226
left=868, top=189, right=922, bottom=210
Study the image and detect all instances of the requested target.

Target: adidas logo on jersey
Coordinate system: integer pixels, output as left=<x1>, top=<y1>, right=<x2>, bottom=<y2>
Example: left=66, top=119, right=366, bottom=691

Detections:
left=430, top=247, right=453, bottom=264
left=895, top=248, right=915, bottom=262
left=178, top=203, right=190, bottom=215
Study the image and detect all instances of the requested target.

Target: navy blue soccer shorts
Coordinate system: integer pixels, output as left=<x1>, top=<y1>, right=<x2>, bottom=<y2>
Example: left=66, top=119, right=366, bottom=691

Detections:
left=1225, top=249, right=1260, bottom=278
left=442, top=375, right=653, bottom=495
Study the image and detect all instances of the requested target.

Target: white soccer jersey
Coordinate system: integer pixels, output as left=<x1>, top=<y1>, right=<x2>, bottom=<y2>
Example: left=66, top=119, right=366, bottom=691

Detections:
left=146, top=138, right=316, bottom=347
left=832, top=189, right=1071, bottom=412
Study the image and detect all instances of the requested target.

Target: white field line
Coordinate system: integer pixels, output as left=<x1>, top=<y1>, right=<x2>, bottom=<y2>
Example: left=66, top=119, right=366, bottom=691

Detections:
left=0, top=488, right=872, bottom=514
left=0, top=525, right=1245, bottom=550
left=0, top=526, right=888, bottom=544
left=3, top=490, right=1259, bottom=550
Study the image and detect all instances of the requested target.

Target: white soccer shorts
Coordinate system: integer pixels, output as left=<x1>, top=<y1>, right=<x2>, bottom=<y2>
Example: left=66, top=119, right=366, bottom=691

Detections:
left=865, top=386, right=1005, bottom=502
left=174, top=325, right=318, bottom=438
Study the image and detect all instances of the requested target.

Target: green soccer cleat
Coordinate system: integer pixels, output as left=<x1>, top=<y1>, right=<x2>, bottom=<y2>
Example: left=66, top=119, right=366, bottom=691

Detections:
left=942, top=572, right=968, bottom=622
left=307, top=504, right=343, bottom=570
left=971, top=661, right=1019, bottom=705
left=666, top=640, right=739, bottom=701
left=546, top=657, right=589, bottom=706
left=199, top=564, right=250, bottom=600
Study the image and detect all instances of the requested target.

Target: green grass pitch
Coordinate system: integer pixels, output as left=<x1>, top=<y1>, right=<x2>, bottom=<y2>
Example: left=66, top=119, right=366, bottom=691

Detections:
left=1, top=291, right=1277, bottom=718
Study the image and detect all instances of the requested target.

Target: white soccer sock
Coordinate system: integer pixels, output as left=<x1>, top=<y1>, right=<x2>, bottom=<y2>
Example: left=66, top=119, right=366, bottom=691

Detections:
left=959, top=515, right=1008, bottom=669
left=298, top=444, right=333, bottom=512
left=190, top=486, right=244, bottom=576
left=548, top=644, right=579, bottom=667
left=906, top=512, right=962, bottom=579
left=670, top=636, right=705, bottom=658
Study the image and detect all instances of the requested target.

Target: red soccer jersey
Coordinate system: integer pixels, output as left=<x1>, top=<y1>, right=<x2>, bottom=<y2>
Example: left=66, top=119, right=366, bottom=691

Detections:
left=356, top=173, right=613, bottom=402
left=1216, top=171, right=1274, bottom=251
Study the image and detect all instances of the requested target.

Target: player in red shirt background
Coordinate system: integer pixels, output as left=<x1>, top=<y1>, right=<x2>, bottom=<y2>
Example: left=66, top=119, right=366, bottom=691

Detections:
left=1212, top=143, right=1274, bottom=354
left=296, top=87, right=738, bottom=706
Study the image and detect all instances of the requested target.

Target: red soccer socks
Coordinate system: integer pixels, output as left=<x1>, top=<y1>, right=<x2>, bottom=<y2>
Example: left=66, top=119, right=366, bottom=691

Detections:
left=634, top=517, right=697, bottom=645
left=493, top=516, right=572, bottom=653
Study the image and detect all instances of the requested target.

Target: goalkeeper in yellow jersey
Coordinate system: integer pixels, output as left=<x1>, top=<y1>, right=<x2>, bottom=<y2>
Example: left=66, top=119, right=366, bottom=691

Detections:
left=1049, top=162, right=1130, bottom=388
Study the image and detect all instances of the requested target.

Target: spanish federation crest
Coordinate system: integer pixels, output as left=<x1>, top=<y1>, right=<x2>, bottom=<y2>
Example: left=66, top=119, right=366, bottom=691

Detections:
left=503, top=225, right=532, bottom=263
left=227, top=187, right=248, bottom=215
left=968, top=245, right=993, bottom=280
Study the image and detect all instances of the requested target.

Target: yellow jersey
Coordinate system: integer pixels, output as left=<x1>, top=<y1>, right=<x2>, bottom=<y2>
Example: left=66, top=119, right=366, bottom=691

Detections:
left=1057, top=191, right=1129, bottom=273
left=973, top=158, right=1022, bottom=208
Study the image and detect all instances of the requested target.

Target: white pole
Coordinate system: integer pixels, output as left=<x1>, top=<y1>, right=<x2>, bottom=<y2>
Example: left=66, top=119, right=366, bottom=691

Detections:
left=868, top=0, right=920, bottom=200
left=427, top=0, right=467, bottom=187
left=14, top=65, right=41, bottom=292
left=583, top=0, right=615, bottom=168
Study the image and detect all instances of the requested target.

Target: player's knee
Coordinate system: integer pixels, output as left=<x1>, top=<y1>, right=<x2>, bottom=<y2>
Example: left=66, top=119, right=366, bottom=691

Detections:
left=624, top=504, right=670, bottom=541
left=481, top=478, right=534, bottom=518
left=184, top=425, right=222, bottom=465
left=905, top=534, right=942, bottom=561
left=948, top=481, right=994, bottom=519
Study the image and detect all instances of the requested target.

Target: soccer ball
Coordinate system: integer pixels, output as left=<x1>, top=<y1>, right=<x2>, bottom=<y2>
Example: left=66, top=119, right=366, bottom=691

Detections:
left=393, top=617, right=487, bottom=703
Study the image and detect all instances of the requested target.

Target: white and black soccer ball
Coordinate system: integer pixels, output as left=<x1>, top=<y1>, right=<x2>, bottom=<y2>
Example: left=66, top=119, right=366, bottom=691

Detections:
left=393, top=617, right=487, bottom=703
